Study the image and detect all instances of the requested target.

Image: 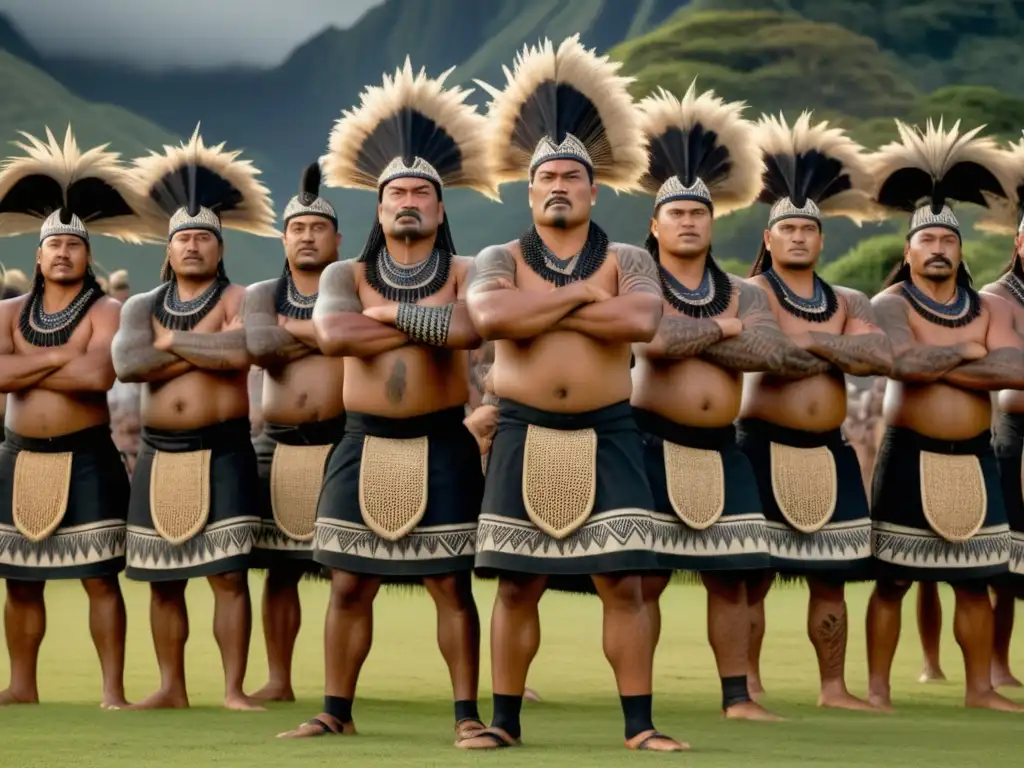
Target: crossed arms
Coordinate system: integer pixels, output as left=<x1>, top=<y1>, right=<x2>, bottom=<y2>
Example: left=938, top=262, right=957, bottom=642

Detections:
left=312, top=258, right=480, bottom=358
left=112, top=287, right=250, bottom=383
left=872, top=291, right=1024, bottom=390
left=242, top=280, right=319, bottom=369
left=0, top=298, right=121, bottom=394
left=792, top=288, right=894, bottom=377
left=465, top=243, right=662, bottom=343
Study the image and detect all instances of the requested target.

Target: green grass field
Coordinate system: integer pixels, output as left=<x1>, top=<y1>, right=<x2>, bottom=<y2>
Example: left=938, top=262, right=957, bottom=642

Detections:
left=1, top=579, right=1022, bottom=767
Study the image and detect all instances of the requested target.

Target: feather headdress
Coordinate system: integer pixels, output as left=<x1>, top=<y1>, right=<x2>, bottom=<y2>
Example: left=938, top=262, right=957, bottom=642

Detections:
left=474, top=35, right=647, bottom=190
left=976, top=131, right=1024, bottom=236
left=637, top=80, right=762, bottom=216
left=868, top=118, right=1005, bottom=239
left=322, top=58, right=497, bottom=200
left=0, top=126, right=152, bottom=245
left=282, top=162, right=337, bottom=227
left=756, top=111, right=876, bottom=228
left=129, top=124, right=278, bottom=242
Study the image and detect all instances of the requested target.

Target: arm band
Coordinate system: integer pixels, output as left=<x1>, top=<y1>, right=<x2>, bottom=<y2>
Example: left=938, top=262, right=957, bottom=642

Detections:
left=395, top=302, right=454, bottom=347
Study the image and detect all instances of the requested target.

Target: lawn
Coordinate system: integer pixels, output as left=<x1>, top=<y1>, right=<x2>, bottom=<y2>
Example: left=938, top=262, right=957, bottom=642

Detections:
left=1, top=579, right=1022, bottom=767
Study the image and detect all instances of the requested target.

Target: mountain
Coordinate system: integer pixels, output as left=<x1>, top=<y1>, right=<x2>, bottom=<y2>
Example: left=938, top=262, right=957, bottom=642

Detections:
left=2, top=0, right=1024, bottom=289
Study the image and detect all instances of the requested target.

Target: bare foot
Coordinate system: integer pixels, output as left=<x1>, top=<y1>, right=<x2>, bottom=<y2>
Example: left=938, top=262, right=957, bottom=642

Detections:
left=748, top=677, right=766, bottom=701
left=225, top=692, right=266, bottom=711
left=455, top=727, right=520, bottom=750
left=127, top=689, right=189, bottom=710
left=965, top=690, right=1024, bottom=712
left=277, top=714, right=356, bottom=739
left=991, top=667, right=1023, bottom=689
left=100, top=694, right=131, bottom=710
left=724, top=700, right=784, bottom=721
left=818, top=690, right=879, bottom=712
left=251, top=683, right=296, bottom=703
left=918, top=666, right=947, bottom=683
left=524, top=687, right=542, bottom=703
left=0, top=688, right=38, bottom=706
left=625, top=730, right=690, bottom=752
left=867, top=692, right=895, bottom=714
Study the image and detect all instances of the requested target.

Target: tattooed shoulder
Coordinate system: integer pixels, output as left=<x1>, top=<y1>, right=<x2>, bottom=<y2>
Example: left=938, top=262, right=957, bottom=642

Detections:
left=836, top=286, right=878, bottom=323
left=468, top=243, right=517, bottom=294
left=871, top=291, right=913, bottom=345
left=613, top=243, right=661, bottom=296
left=314, top=260, right=363, bottom=317
left=119, top=288, right=162, bottom=327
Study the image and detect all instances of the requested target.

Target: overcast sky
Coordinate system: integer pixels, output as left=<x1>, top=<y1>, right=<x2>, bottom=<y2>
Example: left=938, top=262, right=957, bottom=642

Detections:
left=0, top=0, right=385, bottom=69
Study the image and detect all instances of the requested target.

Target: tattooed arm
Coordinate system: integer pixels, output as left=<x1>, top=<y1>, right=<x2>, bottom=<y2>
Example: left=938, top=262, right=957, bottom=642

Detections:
left=942, top=294, right=1024, bottom=390
left=638, top=314, right=729, bottom=360
left=700, top=281, right=828, bottom=376
left=242, top=280, right=313, bottom=369
left=0, top=298, right=73, bottom=392
left=793, top=288, right=893, bottom=376
left=36, top=298, right=120, bottom=392
left=466, top=244, right=598, bottom=340
left=871, top=292, right=981, bottom=383
left=553, top=245, right=663, bottom=343
left=312, top=260, right=409, bottom=357
left=160, top=285, right=250, bottom=372
left=363, top=257, right=482, bottom=350
left=111, top=291, right=194, bottom=383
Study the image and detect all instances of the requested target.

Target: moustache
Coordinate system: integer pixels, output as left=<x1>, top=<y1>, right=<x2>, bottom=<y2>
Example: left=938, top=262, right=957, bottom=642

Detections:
left=395, top=209, right=422, bottom=223
left=545, top=196, right=571, bottom=209
left=925, top=255, right=952, bottom=267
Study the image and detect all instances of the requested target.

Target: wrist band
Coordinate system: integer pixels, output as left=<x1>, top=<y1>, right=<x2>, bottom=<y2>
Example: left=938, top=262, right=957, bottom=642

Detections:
left=395, top=302, right=454, bottom=346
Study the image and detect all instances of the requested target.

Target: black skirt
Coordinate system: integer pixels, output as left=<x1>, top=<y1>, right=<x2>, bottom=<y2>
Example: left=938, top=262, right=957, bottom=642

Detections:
left=253, top=416, right=345, bottom=574
left=634, top=408, right=770, bottom=573
left=872, top=426, right=1009, bottom=584
left=475, top=399, right=658, bottom=593
left=126, top=417, right=260, bottom=582
left=0, top=424, right=129, bottom=581
left=313, top=407, right=482, bottom=583
left=735, top=417, right=872, bottom=579
left=993, top=412, right=1024, bottom=591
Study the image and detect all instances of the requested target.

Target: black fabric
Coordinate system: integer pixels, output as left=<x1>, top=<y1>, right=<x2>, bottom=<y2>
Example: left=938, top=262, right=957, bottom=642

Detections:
left=0, top=424, right=129, bottom=581
left=620, top=694, right=655, bottom=740
left=475, top=399, right=658, bottom=594
left=634, top=408, right=770, bottom=573
left=253, top=416, right=346, bottom=572
left=871, top=426, right=1009, bottom=584
left=993, top=412, right=1024, bottom=590
left=721, top=675, right=751, bottom=710
left=454, top=699, right=480, bottom=724
left=313, top=407, right=482, bottom=583
left=323, top=695, right=353, bottom=724
left=735, top=418, right=872, bottom=579
left=491, top=693, right=523, bottom=740
left=125, top=417, right=260, bottom=582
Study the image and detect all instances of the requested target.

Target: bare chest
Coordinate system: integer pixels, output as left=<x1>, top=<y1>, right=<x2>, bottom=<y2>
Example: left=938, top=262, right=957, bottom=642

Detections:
left=513, top=253, right=619, bottom=294
left=906, top=305, right=988, bottom=346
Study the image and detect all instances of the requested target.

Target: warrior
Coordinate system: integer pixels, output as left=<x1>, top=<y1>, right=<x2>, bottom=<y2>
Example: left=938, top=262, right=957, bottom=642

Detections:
left=112, top=127, right=279, bottom=710
left=0, top=266, right=29, bottom=440
left=277, top=60, right=493, bottom=742
left=243, top=162, right=342, bottom=702
left=867, top=119, right=1024, bottom=713
left=738, top=113, right=892, bottom=710
left=0, top=127, right=150, bottom=706
left=631, top=83, right=824, bottom=721
left=462, top=36, right=684, bottom=752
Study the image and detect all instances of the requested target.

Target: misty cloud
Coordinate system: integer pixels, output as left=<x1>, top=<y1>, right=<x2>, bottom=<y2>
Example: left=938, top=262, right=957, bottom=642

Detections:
left=0, top=0, right=384, bottom=69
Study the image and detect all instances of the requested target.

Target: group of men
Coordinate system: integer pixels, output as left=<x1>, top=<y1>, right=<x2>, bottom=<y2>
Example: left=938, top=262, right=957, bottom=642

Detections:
left=1, top=35, right=1023, bottom=754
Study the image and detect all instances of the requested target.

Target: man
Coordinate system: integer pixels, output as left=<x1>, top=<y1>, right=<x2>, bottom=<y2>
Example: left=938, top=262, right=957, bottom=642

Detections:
left=867, top=119, right=1024, bottom=713
left=0, top=266, right=28, bottom=437
left=112, top=129, right=278, bottom=710
left=463, top=36, right=684, bottom=752
left=0, top=127, right=150, bottom=707
left=737, top=113, right=892, bottom=710
left=631, top=84, right=826, bottom=721
left=108, top=270, right=130, bottom=303
left=277, top=60, right=493, bottom=742
left=243, top=162, right=342, bottom=702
